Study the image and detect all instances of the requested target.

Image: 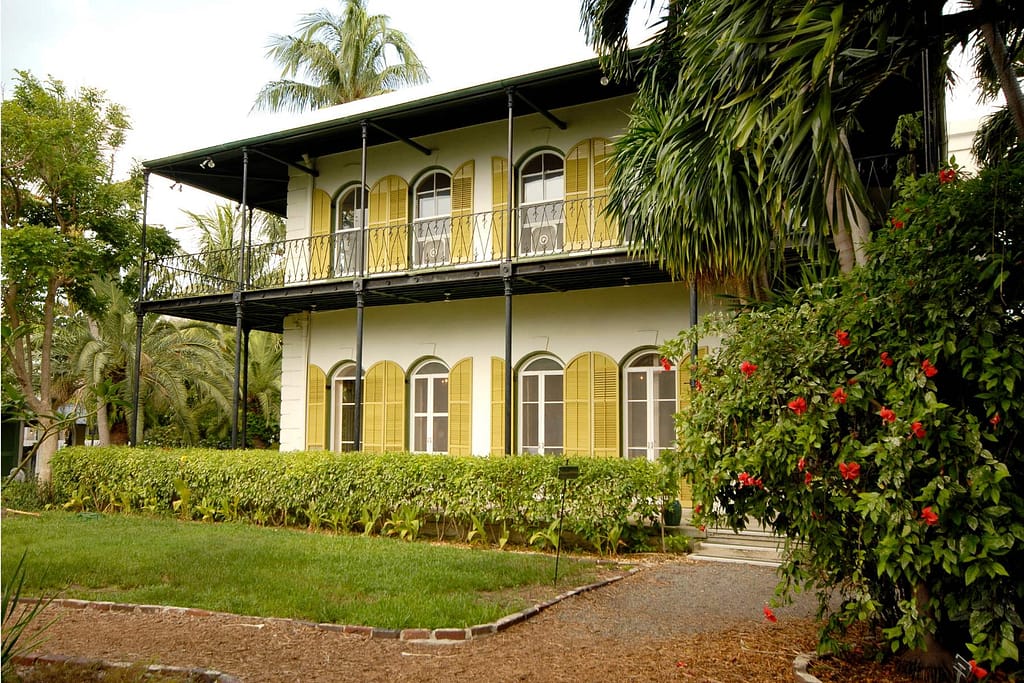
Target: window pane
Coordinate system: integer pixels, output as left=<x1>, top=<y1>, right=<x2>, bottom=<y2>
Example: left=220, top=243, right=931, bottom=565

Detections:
left=544, top=374, right=563, bottom=401
left=523, top=176, right=544, bottom=204
left=414, top=416, right=427, bottom=451
left=522, top=403, right=539, bottom=448
left=630, top=353, right=659, bottom=368
left=628, top=403, right=647, bottom=448
left=414, top=379, right=427, bottom=412
left=433, top=377, right=448, bottom=412
left=658, top=403, right=676, bottom=447
left=627, top=371, right=647, bottom=399
left=522, top=374, right=538, bottom=403
left=420, top=361, right=447, bottom=374
left=657, top=371, right=677, bottom=400
left=341, top=378, right=355, bottom=403
left=341, top=404, right=355, bottom=449
left=433, top=417, right=448, bottom=452
left=545, top=403, right=563, bottom=448
left=526, top=357, right=561, bottom=372
left=544, top=173, right=563, bottom=200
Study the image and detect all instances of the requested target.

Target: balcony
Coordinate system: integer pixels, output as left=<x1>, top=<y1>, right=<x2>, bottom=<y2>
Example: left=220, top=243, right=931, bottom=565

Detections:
left=142, top=195, right=672, bottom=332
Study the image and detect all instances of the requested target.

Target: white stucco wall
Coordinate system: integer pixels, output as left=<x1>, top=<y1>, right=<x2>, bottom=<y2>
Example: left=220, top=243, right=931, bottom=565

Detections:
left=279, top=281, right=720, bottom=453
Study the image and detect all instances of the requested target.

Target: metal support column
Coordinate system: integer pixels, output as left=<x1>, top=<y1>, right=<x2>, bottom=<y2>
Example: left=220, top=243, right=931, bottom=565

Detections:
left=504, top=88, right=515, bottom=456
left=130, top=171, right=151, bottom=447
left=354, top=288, right=365, bottom=451
left=230, top=149, right=249, bottom=448
left=241, top=326, right=251, bottom=448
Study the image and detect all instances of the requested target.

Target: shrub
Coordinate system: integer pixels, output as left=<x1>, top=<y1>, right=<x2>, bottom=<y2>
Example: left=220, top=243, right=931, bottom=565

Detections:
left=664, top=157, right=1023, bottom=670
left=48, top=448, right=670, bottom=553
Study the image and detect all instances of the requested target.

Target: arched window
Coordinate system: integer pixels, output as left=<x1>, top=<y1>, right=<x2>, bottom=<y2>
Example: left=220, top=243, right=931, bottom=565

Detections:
left=519, top=356, right=564, bottom=455
left=331, top=363, right=358, bottom=451
left=623, top=351, right=677, bottom=460
left=334, top=186, right=365, bottom=276
left=411, top=360, right=449, bottom=453
left=412, top=171, right=452, bottom=268
left=519, top=152, right=564, bottom=255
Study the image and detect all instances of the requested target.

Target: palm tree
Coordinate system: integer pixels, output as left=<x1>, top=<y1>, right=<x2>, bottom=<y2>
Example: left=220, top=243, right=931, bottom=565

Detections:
left=60, top=278, right=231, bottom=445
left=580, top=1, right=1022, bottom=292
left=253, top=0, right=429, bottom=113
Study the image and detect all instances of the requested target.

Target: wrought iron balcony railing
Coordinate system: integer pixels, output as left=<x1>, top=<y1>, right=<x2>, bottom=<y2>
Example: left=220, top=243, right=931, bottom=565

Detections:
left=144, top=195, right=629, bottom=301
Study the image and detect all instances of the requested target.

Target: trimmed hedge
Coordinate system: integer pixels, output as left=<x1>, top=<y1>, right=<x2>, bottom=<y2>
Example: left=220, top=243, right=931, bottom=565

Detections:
left=49, top=447, right=672, bottom=553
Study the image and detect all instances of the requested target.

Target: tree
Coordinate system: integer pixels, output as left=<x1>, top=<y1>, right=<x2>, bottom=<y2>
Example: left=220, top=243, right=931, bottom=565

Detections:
left=253, top=0, right=429, bottom=113
left=58, top=278, right=231, bottom=446
left=1, top=72, right=142, bottom=480
left=579, top=1, right=1023, bottom=290
left=664, top=157, right=1023, bottom=673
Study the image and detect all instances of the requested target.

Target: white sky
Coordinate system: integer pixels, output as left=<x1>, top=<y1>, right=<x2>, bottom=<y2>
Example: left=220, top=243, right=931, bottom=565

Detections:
left=0, top=0, right=1000, bottom=248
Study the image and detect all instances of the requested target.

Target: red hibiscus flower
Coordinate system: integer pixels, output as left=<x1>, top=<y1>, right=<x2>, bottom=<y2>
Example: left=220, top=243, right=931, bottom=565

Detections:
left=880, top=352, right=894, bottom=367
left=831, top=387, right=847, bottom=404
left=970, top=660, right=988, bottom=679
left=660, top=357, right=672, bottom=372
left=921, top=359, right=938, bottom=377
left=990, top=413, right=1001, bottom=427
left=911, top=421, right=926, bottom=439
left=763, top=606, right=777, bottom=623
left=835, top=330, right=850, bottom=347
left=879, top=407, right=897, bottom=423
left=805, top=471, right=813, bottom=486
left=920, top=506, right=939, bottom=526
left=939, top=168, right=956, bottom=184
left=737, top=472, right=764, bottom=489
left=838, top=461, right=861, bottom=481
left=788, top=397, right=807, bottom=415
left=797, top=457, right=806, bottom=472
left=891, top=217, right=904, bottom=229
left=740, top=360, right=758, bottom=378
left=694, top=379, right=703, bottom=391
left=694, top=504, right=702, bottom=514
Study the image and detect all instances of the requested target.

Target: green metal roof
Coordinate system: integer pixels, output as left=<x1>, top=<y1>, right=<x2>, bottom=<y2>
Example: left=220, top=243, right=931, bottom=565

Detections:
left=143, top=56, right=636, bottom=217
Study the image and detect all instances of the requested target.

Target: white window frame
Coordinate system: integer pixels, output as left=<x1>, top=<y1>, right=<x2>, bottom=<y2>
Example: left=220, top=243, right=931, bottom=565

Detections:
left=623, top=351, right=677, bottom=461
left=519, top=152, right=565, bottom=255
left=518, top=356, right=564, bottom=455
left=334, top=186, right=365, bottom=276
left=411, top=360, right=449, bottom=453
left=412, top=172, right=452, bottom=268
left=331, top=363, right=358, bottom=452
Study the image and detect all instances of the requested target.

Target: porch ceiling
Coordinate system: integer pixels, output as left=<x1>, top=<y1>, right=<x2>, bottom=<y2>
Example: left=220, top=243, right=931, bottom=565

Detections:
left=141, top=256, right=674, bottom=333
left=143, top=57, right=636, bottom=217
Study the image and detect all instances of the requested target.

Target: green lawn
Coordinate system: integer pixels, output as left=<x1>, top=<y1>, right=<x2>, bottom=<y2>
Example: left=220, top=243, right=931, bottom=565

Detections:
left=1, top=512, right=610, bottom=629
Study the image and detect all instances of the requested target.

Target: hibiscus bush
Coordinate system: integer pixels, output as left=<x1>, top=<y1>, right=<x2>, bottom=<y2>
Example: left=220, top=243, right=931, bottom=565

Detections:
left=664, top=156, right=1023, bottom=671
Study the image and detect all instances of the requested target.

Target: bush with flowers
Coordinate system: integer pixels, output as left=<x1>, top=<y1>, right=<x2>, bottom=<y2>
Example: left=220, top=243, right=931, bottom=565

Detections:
left=663, top=155, right=1023, bottom=674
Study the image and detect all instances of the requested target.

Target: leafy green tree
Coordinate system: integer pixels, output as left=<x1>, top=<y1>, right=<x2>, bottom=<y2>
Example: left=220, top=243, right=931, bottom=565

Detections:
left=253, top=0, right=429, bottom=113
left=665, top=157, right=1023, bottom=673
left=1, top=72, right=142, bottom=479
left=580, top=1, right=1023, bottom=290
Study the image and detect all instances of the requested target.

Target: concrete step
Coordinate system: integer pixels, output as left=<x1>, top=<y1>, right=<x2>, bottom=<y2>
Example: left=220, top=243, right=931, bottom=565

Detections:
left=690, top=528, right=787, bottom=567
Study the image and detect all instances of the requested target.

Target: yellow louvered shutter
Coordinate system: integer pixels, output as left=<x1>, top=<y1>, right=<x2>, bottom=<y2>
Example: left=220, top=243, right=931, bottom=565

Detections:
left=564, top=141, right=591, bottom=249
left=306, top=364, right=327, bottom=450
left=310, top=189, right=331, bottom=280
left=591, top=138, right=617, bottom=246
left=490, top=357, right=505, bottom=455
left=448, top=357, right=473, bottom=455
left=675, top=348, right=706, bottom=508
left=491, top=157, right=509, bottom=259
left=563, top=353, right=591, bottom=455
left=591, top=352, right=619, bottom=458
left=362, top=360, right=406, bottom=453
left=367, top=176, right=409, bottom=273
left=451, top=161, right=475, bottom=264
left=564, top=352, right=619, bottom=457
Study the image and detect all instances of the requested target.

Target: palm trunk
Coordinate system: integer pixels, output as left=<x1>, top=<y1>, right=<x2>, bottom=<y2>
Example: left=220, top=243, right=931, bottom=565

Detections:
left=972, top=0, right=1024, bottom=141
left=96, top=402, right=111, bottom=446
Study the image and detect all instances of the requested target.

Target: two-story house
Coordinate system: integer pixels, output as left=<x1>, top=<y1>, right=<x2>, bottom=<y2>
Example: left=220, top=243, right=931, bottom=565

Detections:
left=140, top=54, right=934, bottom=463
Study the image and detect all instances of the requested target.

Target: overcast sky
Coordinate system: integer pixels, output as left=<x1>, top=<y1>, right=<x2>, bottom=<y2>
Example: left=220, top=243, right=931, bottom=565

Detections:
left=1, top=0, right=999, bottom=244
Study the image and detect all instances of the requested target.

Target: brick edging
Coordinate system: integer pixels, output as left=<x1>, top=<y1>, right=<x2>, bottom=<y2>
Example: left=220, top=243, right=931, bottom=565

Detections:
left=19, top=566, right=640, bottom=644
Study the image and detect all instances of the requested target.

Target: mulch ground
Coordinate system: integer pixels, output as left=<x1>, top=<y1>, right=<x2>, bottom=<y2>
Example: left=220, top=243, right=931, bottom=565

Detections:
left=12, top=557, right=922, bottom=682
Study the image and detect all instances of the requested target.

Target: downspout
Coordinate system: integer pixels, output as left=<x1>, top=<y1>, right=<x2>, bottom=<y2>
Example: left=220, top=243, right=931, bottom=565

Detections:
left=689, top=282, right=698, bottom=390
left=130, top=171, right=150, bottom=447
left=353, top=121, right=369, bottom=451
left=504, top=88, right=515, bottom=456
left=230, top=148, right=249, bottom=448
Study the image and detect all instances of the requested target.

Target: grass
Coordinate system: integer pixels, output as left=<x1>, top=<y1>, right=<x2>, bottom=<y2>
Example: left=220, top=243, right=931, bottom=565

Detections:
left=1, top=512, right=610, bottom=629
